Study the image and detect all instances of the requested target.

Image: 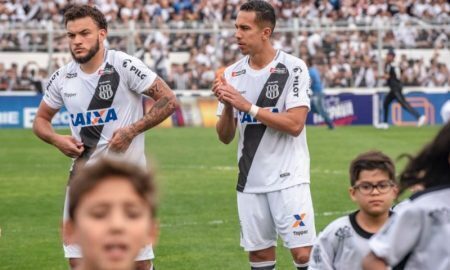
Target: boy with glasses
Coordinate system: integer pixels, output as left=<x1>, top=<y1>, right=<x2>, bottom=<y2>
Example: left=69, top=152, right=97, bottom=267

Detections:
left=309, top=151, right=398, bottom=270
left=363, top=122, right=450, bottom=270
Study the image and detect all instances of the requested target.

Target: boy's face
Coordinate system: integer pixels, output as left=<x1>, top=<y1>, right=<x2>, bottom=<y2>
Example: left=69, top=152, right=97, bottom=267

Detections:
left=349, top=169, right=397, bottom=216
left=67, top=177, right=156, bottom=270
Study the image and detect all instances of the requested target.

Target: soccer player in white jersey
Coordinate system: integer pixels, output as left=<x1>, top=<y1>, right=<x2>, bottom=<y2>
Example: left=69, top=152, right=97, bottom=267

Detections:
left=309, top=151, right=398, bottom=270
left=363, top=122, right=450, bottom=270
left=32, top=5, right=178, bottom=270
left=213, top=1, right=315, bottom=269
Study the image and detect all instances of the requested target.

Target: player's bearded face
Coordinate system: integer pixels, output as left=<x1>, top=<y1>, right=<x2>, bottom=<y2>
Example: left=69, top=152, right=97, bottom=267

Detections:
left=71, top=37, right=100, bottom=64
left=66, top=17, right=105, bottom=64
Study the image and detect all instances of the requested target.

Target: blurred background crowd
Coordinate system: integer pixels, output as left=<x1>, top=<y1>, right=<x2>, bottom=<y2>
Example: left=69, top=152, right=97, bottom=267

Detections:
left=0, top=0, right=449, bottom=91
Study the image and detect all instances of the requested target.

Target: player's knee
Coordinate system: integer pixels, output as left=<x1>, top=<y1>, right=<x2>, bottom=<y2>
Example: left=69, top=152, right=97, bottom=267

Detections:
left=294, top=254, right=310, bottom=264
left=68, top=258, right=81, bottom=269
left=135, top=260, right=152, bottom=270
left=293, top=252, right=310, bottom=264
left=249, top=248, right=276, bottom=262
left=291, top=247, right=311, bottom=264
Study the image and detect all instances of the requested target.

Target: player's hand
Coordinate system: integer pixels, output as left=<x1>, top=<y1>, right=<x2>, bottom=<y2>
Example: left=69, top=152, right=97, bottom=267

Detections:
left=212, top=76, right=232, bottom=108
left=217, top=79, right=251, bottom=112
left=52, top=135, right=84, bottom=158
left=109, top=126, right=137, bottom=153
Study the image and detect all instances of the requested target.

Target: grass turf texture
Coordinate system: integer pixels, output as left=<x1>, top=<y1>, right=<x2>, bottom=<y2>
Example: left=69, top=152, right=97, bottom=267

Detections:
left=0, top=126, right=440, bottom=269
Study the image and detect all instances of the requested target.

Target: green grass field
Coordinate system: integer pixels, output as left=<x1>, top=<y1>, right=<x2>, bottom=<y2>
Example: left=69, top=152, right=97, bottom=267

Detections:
left=0, top=126, right=441, bottom=269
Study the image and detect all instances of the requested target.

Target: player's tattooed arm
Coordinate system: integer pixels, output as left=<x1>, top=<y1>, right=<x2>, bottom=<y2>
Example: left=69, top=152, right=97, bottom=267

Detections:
left=109, top=77, right=178, bottom=153
left=135, top=76, right=179, bottom=131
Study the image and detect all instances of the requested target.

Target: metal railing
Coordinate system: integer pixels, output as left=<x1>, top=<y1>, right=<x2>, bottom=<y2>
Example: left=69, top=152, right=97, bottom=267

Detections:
left=0, top=19, right=449, bottom=84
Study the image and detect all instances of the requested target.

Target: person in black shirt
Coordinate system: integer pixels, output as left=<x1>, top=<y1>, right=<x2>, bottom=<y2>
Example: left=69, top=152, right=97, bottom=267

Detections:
left=378, top=49, right=425, bottom=129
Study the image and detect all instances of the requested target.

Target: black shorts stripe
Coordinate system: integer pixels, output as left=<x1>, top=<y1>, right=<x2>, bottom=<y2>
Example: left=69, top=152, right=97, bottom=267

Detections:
left=237, top=63, right=289, bottom=192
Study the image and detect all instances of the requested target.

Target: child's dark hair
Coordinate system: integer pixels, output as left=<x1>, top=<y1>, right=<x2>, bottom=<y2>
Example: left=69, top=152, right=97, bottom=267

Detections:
left=349, top=150, right=395, bottom=186
left=69, top=158, right=156, bottom=220
left=398, top=122, right=450, bottom=194
left=64, top=5, right=108, bottom=31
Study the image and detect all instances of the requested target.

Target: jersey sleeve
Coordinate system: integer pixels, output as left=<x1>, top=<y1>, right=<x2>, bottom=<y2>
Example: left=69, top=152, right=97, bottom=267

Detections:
left=369, top=207, right=422, bottom=266
left=308, top=228, right=336, bottom=270
left=285, top=60, right=311, bottom=111
left=42, top=68, right=64, bottom=110
left=119, top=55, right=157, bottom=94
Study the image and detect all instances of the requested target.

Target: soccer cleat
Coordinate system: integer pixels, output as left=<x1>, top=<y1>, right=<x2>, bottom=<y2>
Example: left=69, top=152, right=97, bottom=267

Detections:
left=417, top=115, right=426, bottom=127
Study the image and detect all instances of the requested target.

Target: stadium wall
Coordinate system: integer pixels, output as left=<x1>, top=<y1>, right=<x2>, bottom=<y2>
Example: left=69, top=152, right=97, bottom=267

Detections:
left=0, top=88, right=448, bottom=129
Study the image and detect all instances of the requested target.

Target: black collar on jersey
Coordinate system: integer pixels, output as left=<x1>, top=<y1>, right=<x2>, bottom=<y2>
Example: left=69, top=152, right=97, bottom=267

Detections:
left=410, top=184, right=450, bottom=201
left=349, top=210, right=393, bottom=239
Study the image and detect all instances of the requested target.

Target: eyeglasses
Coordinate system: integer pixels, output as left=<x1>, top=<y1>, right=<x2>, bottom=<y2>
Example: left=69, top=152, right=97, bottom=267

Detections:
left=353, top=180, right=395, bottom=195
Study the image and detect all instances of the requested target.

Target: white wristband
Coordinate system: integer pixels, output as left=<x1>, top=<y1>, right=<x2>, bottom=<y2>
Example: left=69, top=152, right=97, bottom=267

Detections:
left=248, top=104, right=260, bottom=118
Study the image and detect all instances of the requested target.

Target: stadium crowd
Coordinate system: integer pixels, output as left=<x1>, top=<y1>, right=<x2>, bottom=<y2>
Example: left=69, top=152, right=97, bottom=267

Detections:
left=0, top=0, right=449, bottom=90
left=1, top=0, right=449, bottom=25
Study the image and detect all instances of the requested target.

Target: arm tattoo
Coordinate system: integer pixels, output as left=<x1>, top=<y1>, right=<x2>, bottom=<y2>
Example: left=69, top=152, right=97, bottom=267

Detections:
left=132, top=78, right=178, bottom=133
left=143, top=77, right=171, bottom=99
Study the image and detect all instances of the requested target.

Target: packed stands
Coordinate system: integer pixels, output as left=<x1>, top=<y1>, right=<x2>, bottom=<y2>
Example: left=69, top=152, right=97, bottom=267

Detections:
left=0, top=0, right=449, bottom=91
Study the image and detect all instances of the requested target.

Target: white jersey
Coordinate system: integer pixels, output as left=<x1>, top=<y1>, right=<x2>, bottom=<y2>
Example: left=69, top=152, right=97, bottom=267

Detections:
left=217, top=50, right=311, bottom=193
left=43, top=49, right=157, bottom=169
left=369, top=185, right=450, bottom=270
left=309, top=211, right=390, bottom=270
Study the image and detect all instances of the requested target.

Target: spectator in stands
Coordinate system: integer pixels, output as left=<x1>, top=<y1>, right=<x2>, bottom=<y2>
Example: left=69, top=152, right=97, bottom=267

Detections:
left=355, top=57, right=377, bottom=88
left=149, top=42, right=168, bottom=80
left=431, top=63, right=449, bottom=87
left=167, top=63, right=189, bottom=90
left=99, top=0, right=119, bottom=22
left=1, top=0, right=448, bottom=90
left=0, top=62, right=8, bottom=90
left=198, top=63, right=215, bottom=89
left=4, top=67, right=17, bottom=91
left=401, top=59, right=418, bottom=86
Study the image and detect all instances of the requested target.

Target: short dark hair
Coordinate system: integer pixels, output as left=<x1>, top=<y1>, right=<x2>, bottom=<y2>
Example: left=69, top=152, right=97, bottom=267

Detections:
left=349, top=151, right=396, bottom=186
left=240, top=0, right=276, bottom=33
left=64, top=5, right=108, bottom=31
left=69, top=158, right=156, bottom=221
left=398, top=122, right=450, bottom=194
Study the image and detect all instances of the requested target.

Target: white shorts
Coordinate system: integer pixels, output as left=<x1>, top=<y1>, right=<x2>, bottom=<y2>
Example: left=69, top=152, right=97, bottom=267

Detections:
left=237, top=184, right=316, bottom=251
left=63, top=187, right=155, bottom=260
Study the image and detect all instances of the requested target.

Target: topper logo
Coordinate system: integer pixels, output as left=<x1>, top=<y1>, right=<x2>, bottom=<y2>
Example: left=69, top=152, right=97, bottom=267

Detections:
left=71, top=108, right=118, bottom=127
